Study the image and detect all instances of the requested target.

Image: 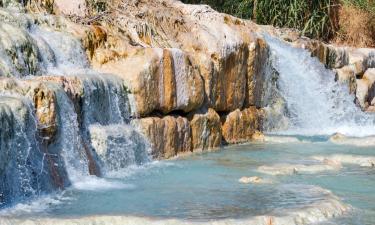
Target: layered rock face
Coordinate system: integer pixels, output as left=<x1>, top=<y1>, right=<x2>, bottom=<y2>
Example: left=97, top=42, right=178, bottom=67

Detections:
left=0, top=0, right=312, bottom=206
left=222, top=107, right=263, bottom=144
left=62, top=0, right=267, bottom=158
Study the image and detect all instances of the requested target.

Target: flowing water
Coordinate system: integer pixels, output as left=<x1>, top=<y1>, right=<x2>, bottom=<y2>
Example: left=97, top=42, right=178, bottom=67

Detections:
left=0, top=140, right=374, bottom=225
left=264, top=36, right=375, bottom=137
left=0, top=9, right=150, bottom=208
left=0, top=7, right=375, bottom=224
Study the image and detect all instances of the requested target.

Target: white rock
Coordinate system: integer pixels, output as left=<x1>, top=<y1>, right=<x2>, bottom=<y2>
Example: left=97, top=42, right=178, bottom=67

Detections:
left=258, top=163, right=341, bottom=176
left=313, top=154, right=375, bottom=168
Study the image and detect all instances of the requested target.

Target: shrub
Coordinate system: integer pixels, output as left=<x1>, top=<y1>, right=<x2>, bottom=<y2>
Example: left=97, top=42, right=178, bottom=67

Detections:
left=335, top=4, right=375, bottom=47
left=181, top=0, right=374, bottom=46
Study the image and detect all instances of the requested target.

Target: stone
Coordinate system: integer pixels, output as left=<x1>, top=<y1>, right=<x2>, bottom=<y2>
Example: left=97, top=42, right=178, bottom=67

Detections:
left=355, top=69, right=375, bottom=109
left=53, top=0, right=88, bottom=17
left=334, top=66, right=357, bottom=94
left=258, top=163, right=341, bottom=176
left=221, top=107, right=262, bottom=144
left=196, top=43, right=249, bottom=111
left=34, top=76, right=84, bottom=119
left=86, top=1, right=259, bottom=113
left=251, top=131, right=265, bottom=142
left=356, top=79, right=370, bottom=109
left=348, top=50, right=368, bottom=76
left=0, top=78, right=58, bottom=143
left=313, top=155, right=375, bottom=168
left=309, top=42, right=348, bottom=69
left=97, top=48, right=204, bottom=116
left=364, top=69, right=375, bottom=107
left=132, top=116, right=192, bottom=159
left=33, top=85, right=58, bottom=143
left=247, top=38, right=277, bottom=108
left=238, top=176, right=262, bottom=184
left=329, top=133, right=375, bottom=147
left=189, top=108, right=221, bottom=152
left=82, top=25, right=108, bottom=61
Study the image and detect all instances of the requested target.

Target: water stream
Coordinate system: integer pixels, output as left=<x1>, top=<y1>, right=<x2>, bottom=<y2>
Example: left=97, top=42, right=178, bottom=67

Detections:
left=265, top=36, right=375, bottom=137
left=0, top=8, right=374, bottom=225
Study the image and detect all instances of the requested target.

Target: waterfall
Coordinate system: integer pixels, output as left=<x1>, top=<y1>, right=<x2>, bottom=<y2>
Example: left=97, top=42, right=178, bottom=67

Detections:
left=0, top=9, right=151, bottom=207
left=0, top=95, right=56, bottom=207
left=264, top=36, right=375, bottom=137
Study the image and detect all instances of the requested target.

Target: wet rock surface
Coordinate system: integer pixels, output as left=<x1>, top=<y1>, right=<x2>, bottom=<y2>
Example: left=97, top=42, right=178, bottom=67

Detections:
left=0, top=0, right=374, bottom=220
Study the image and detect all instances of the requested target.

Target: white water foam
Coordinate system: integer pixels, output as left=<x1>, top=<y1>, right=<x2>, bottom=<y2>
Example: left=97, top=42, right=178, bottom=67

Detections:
left=72, top=176, right=135, bottom=191
left=0, top=193, right=69, bottom=217
left=264, top=36, right=375, bottom=137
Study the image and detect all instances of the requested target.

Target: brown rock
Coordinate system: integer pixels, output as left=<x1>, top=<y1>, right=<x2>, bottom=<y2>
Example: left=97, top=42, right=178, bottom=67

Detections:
left=34, top=76, right=84, bottom=120
left=246, top=38, right=273, bottom=108
left=365, top=69, right=375, bottom=107
left=189, top=108, right=222, bottom=152
left=0, top=78, right=59, bottom=143
left=133, top=116, right=191, bottom=159
left=334, top=66, right=357, bottom=94
left=196, top=43, right=249, bottom=112
left=221, top=107, right=263, bottom=144
left=97, top=48, right=204, bottom=116
left=356, top=69, right=375, bottom=109
left=33, top=86, right=58, bottom=143
left=309, top=42, right=348, bottom=69
left=82, top=25, right=108, bottom=61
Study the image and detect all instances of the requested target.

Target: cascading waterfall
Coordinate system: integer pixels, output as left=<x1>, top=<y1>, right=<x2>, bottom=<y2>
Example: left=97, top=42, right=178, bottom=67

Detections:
left=0, top=9, right=151, bottom=207
left=29, top=26, right=90, bottom=75
left=264, top=36, right=375, bottom=137
left=0, top=96, right=56, bottom=206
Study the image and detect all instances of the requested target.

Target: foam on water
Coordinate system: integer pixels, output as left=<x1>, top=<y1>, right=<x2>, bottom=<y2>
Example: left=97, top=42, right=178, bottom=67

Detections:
left=0, top=194, right=68, bottom=217
left=71, top=176, right=135, bottom=191
left=264, top=36, right=375, bottom=137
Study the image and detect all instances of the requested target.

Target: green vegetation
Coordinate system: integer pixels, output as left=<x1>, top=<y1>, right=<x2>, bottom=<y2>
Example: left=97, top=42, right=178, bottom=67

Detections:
left=181, top=0, right=375, bottom=43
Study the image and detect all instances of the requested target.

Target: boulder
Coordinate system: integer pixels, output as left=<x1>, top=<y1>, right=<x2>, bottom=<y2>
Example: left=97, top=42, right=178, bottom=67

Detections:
left=97, top=48, right=204, bottom=116
left=132, top=116, right=191, bottom=159
left=348, top=50, right=368, bottom=76
left=221, top=107, right=263, bottom=144
left=365, top=69, right=375, bottom=107
left=86, top=1, right=260, bottom=113
left=334, top=66, right=357, bottom=94
left=33, top=86, right=58, bottom=143
left=194, top=43, right=249, bottom=111
left=247, top=38, right=277, bottom=108
left=238, top=176, right=263, bottom=184
left=308, top=42, right=348, bottom=69
left=356, top=69, right=375, bottom=109
left=189, top=108, right=221, bottom=152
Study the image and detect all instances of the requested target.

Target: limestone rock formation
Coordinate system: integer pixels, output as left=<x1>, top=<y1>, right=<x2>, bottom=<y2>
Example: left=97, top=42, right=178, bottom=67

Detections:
left=133, top=116, right=192, bottom=159
left=221, top=107, right=263, bottom=144
left=356, top=69, right=375, bottom=110
left=189, top=108, right=221, bottom=152
left=0, top=78, right=58, bottom=142
left=334, top=66, right=357, bottom=94
left=97, top=48, right=204, bottom=116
